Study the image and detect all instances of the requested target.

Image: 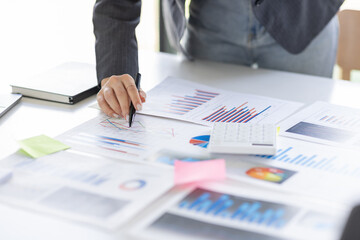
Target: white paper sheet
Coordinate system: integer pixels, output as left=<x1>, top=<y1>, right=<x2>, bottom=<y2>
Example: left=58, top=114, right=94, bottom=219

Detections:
left=140, top=77, right=303, bottom=126
left=279, top=101, right=360, bottom=150
left=129, top=182, right=346, bottom=240
left=0, top=150, right=173, bottom=229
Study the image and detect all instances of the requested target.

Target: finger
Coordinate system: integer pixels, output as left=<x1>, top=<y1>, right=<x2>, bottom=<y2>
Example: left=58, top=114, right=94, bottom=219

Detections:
left=100, top=77, right=110, bottom=87
left=97, top=93, right=119, bottom=118
left=122, top=78, right=142, bottom=111
left=102, top=86, right=123, bottom=116
left=139, top=89, right=146, bottom=103
left=113, top=83, right=130, bottom=120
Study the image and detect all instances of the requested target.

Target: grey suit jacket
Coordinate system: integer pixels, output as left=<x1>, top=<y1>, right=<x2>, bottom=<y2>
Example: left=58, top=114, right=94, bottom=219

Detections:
left=93, top=0, right=344, bottom=84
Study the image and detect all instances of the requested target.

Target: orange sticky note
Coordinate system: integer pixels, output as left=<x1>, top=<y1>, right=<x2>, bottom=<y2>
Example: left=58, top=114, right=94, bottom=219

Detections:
left=174, top=159, right=226, bottom=185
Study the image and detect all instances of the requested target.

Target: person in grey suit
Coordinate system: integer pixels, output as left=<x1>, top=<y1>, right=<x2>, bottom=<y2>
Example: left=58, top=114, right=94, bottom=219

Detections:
left=93, top=0, right=344, bottom=119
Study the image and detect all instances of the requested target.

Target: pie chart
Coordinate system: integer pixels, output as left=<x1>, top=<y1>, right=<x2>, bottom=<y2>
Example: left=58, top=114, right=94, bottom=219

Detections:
left=189, top=135, right=210, bottom=148
left=246, top=167, right=285, bottom=183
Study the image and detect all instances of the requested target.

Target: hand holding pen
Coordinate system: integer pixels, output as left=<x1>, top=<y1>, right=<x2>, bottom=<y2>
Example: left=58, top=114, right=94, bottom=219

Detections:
left=96, top=73, right=146, bottom=121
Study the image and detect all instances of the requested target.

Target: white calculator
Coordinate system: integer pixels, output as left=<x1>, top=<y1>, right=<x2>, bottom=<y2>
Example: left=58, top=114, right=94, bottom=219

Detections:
left=208, top=122, right=277, bottom=155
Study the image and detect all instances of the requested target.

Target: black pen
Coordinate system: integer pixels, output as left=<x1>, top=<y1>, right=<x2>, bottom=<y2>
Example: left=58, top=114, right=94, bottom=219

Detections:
left=129, top=73, right=141, bottom=127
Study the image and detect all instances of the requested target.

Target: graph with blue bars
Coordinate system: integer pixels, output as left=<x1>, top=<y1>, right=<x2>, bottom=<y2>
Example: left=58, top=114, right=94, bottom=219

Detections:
left=165, top=89, right=219, bottom=115
left=257, top=147, right=360, bottom=177
left=202, top=102, right=271, bottom=123
left=178, top=188, right=298, bottom=229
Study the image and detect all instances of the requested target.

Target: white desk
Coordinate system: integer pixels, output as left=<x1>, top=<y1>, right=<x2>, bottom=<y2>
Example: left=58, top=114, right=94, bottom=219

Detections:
left=1, top=51, right=360, bottom=240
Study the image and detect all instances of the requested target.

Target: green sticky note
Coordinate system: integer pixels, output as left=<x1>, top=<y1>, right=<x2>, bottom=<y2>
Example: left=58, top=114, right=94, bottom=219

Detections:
left=18, top=149, right=34, bottom=158
left=18, top=134, right=70, bottom=159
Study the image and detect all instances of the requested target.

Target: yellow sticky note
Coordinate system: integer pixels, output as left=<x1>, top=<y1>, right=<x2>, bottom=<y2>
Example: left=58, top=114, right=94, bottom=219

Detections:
left=277, top=127, right=280, bottom=136
left=18, top=134, right=70, bottom=159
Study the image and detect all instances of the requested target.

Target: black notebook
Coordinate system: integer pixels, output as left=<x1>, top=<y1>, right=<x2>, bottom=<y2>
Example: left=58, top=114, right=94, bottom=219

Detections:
left=11, top=62, right=98, bottom=104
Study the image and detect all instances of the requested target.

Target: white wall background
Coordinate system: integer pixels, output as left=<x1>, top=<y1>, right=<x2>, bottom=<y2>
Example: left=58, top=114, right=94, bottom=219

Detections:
left=0, top=0, right=158, bottom=83
left=0, top=0, right=358, bottom=84
left=342, top=0, right=360, bottom=10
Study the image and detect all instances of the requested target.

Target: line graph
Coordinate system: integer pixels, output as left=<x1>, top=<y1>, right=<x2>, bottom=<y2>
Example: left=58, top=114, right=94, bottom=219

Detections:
left=99, top=118, right=175, bottom=137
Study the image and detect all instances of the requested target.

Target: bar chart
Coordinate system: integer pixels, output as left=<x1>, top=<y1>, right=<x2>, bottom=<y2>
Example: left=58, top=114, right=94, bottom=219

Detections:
left=68, top=133, right=146, bottom=158
left=96, top=135, right=146, bottom=156
left=164, top=89, right=219, bottom=115
left=256, top=147, right=360, bottom=177
left=142, top=77, right=303, bottom=126
left=314, top=109, right=360, bottom=129
left=318, top=113, right=360, bottom=128
left=178, top=188, right=298, bottom=229
left=202, top=103, right=271, bottom=123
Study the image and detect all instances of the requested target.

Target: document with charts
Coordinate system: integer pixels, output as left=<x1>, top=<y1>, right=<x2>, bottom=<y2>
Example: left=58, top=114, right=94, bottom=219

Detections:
left=0, top=150, right=173, bottom=229
left=224, top=137, right=360, bottom=204
left=129, top=182, right=346, bottom=240
left=139, top=77, right=303, bottom=126
left=57, top=113, right=210, bottom=163
left=145, top=134, right=360, bottom=204
left=279, top=101, right=360, bottom=150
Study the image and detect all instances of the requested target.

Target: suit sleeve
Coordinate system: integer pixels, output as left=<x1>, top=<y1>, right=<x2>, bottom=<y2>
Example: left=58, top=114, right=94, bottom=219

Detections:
left=93, top=0, right=141, bottom=86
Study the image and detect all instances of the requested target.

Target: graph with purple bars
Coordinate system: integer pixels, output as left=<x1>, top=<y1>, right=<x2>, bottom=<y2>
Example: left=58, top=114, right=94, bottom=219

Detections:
left=257, top=147, right=360, bottom=177
left=165, top=89, right=219, bottom=115
left=178, top=188, right=298, bottom=229
left=202, top=102, right=271, bottom=123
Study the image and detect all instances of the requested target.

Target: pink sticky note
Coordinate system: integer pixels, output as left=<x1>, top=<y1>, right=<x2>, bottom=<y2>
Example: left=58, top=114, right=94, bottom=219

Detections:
left=174, top=159, right=226, bottom=185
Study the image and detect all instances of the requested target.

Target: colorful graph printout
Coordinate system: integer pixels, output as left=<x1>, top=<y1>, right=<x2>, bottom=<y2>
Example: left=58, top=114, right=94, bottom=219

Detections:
left=140, top=77, right=303, bottom=126
left=57, top=114, right=202, bottom=162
